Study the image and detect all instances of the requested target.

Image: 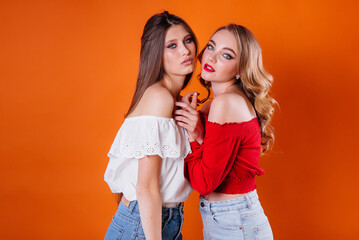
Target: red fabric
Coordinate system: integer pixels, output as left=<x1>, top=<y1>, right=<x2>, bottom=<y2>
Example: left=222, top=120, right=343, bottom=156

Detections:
left=184, top=114, right=264, bottom=196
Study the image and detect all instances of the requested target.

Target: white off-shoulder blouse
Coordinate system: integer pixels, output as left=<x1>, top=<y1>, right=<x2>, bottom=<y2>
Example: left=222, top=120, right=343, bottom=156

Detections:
left=104, top=115, right=193, bottom=203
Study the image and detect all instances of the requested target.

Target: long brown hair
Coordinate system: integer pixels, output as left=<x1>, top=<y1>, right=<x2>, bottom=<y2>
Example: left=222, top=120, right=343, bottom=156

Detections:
left=125, top=11, right=198, bottom=117
left=198, top=24, right=277, bottom=153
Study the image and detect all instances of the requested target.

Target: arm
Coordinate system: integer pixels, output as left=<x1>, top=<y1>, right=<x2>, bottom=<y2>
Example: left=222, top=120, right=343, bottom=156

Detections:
left=182, top=96, right=243, bottom=195
left=137, top=155, right=162, bottom=240
left=184, top=132, right=240, bottom=195
left=134, top=84, right=175, bottom=239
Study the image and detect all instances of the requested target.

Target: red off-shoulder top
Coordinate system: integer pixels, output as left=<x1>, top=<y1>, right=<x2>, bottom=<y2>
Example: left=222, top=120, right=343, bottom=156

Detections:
left=184, top=113, right=264, bottom=196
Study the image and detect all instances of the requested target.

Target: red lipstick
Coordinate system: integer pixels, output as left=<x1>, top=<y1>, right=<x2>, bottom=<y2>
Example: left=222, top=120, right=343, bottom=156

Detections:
left=204, top=63, right=215, bottom=72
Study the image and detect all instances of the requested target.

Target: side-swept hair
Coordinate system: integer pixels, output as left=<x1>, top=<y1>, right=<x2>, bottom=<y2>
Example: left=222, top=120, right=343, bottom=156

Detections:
left=125, top=11, right=198, bottom=117
left=198, top=24, right=277, bottom=153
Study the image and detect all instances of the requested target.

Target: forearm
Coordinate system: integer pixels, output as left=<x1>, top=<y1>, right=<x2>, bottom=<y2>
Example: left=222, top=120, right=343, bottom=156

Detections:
left=185, top=139, right=235, bottom=195
left=137, top=186, right=162, bottom=240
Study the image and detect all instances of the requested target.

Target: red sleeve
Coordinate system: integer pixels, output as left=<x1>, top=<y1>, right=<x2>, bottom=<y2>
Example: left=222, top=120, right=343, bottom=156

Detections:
left=184, top=122, right=242, bottom=196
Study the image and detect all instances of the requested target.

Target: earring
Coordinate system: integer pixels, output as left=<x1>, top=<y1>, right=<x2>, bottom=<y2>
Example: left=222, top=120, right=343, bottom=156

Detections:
left=235, top=75, right=240, bottom=80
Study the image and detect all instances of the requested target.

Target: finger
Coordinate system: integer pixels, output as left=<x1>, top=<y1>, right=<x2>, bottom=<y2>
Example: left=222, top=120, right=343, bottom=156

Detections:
left=175, top=101, right=191, bottom=110
left=175, top=120, right=192, bottom=131
left=181, top=92, right=196, bottom=105
left=190, top=92, right=198, bottom=109
left=174, top=115, right=193, bottom=124
left=181, top=92, right=200, bottom=104
left=175, top=102, right=198, bottom=114
left=174, top=109, right=196, bottom=120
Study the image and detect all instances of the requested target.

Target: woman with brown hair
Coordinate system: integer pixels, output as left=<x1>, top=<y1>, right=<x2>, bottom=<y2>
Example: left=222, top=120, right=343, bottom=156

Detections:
left=175, top=24, right=275, bottom=239
left=104, top=11, right=197, bottom=240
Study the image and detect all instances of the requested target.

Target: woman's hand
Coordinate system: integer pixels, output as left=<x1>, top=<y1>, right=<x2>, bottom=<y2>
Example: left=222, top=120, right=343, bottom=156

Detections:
left=175, top=92, right=204, bottom=145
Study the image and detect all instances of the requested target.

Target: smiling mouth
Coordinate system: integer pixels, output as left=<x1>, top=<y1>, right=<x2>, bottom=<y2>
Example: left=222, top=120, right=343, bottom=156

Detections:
left=204, top=63, right=215, bottom=72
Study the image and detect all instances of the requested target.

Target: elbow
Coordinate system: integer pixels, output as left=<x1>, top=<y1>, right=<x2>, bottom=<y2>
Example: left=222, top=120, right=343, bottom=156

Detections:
left=136, top=184, right=146, bottom=199
left=136, top=183, right=150, bottom=198
left=198, top=189, right=213, bottom=196
left=187, top=172, right=217, bottom=196
left=193, top=184, right=215, bottom=196
left=136, top=182, right=160, bottom=199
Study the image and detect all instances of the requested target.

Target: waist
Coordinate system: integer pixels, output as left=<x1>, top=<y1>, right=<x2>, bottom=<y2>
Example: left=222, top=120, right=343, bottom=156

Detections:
left=203, top=192, right=248, bottom=201
left=199, top=189, right=259, bottom=211
left=121, top=195, right=182, bottom=208
left=212, top=176, right=258, bottom=195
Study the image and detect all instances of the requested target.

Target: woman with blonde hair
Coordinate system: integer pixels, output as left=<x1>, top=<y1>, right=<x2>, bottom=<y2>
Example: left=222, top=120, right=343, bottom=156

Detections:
left=175, top=24, right=275, bottom=239
left=104, top=11, right=197, bottom=240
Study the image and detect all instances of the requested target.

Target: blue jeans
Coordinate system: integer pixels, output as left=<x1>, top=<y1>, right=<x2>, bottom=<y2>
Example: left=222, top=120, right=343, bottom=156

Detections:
left=199, top=190, right=273, bottom=240
left=104, top=200, right=184, bottom=240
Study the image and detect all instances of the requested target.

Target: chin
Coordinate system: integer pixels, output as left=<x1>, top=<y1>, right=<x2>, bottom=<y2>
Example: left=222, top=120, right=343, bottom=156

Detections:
left=182, top=67, right=194, bottom=75
left=201, top=73, right=212, bottom=81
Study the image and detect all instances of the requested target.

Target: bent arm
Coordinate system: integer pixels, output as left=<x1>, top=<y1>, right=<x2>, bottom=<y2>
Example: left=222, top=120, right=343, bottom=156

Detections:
left=184, top=96, right=242, bottom=195
left=136, top=155, right=162, bottom=240
left=185, top=134, right=239, bottom=196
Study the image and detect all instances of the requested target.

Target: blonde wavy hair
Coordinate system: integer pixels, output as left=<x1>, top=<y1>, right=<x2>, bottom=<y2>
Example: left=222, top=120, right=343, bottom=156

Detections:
left=199, top=24, right=277, bottom=153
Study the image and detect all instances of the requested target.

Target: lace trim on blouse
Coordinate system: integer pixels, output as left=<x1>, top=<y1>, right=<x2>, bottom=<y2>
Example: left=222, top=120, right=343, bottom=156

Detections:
left=108, top=115, right=191, bottom=160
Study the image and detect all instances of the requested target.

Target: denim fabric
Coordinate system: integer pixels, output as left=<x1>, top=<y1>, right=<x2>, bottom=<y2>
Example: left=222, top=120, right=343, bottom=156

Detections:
left=199, top=190, right=273, bottom=240
left=104, top=200, right=183, bottom=240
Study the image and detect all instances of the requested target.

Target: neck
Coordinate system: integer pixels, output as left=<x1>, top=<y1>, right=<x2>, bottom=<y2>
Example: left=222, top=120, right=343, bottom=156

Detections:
left=161, top=73, right=186, bottom=99
left=211, top=79, right=237, bottom=97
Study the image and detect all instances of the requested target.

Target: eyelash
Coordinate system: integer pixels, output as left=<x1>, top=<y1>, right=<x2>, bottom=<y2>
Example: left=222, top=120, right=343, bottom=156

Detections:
left=184, top=37, right=193, bottom=44
left=223, top=53, right=233, bottom=59
left=167, top=37, right=193, bottom=49
left=206, top=44, right=233, bottom=60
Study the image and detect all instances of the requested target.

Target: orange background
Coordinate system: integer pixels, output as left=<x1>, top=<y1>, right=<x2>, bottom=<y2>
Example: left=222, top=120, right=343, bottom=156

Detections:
left=1, top=0, right=359, bottom=239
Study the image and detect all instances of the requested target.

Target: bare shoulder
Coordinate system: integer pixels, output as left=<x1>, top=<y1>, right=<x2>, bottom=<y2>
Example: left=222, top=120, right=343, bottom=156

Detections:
left=134, top=84, right=175, bottom=118
left=208, top=92, right=256, bottom=124
left=200, top=100, right=212, bottom=115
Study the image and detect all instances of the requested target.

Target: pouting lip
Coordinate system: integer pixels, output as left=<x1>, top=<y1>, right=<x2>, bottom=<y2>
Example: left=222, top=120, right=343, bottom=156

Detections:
left=181, top=57, right=193, bottom=65
left=204, top=63, right=215, bottom=72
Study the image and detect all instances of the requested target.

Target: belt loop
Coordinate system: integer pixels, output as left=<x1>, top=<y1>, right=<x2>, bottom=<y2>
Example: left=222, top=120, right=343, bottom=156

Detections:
left=127, top=200, right=137, bottom=214
left=168, top=206, right=174, bottom=221
left=245, top=195, right=253, bottom=209
left=179, top=202, right=184, bottom=216
left=208, top=201, right=213, bottom=216
left=175, top=203, right=184, bottom=240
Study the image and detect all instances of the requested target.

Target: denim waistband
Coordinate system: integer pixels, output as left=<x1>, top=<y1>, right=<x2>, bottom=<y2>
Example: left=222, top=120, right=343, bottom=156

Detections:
left=121, top=200, right=184, bottom=216
left=199, top=189, right=259, bottom=212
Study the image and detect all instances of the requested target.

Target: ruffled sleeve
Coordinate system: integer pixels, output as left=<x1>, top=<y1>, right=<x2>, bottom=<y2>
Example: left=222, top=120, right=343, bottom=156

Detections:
left=104, top=116, right=193, bottom=199
left=108, top=116, right=191, bottom=160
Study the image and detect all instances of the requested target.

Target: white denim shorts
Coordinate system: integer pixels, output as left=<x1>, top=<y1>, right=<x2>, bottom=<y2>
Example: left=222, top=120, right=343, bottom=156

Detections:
left=199, top=189, right=273, bottom=240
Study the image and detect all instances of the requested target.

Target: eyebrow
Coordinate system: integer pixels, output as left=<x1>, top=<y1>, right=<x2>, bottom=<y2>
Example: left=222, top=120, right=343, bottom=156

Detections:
left=166, top=34, right=192, bottom=44
left=209, top=39, right=237, bottom=56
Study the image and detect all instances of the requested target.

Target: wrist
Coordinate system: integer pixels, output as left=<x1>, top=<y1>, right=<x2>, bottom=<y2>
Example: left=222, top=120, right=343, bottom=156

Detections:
left=188, top=136, right=203, bottom=145
left=196, top=137, right=203, bottom=145
left=188, top=136, right=196, bottom=142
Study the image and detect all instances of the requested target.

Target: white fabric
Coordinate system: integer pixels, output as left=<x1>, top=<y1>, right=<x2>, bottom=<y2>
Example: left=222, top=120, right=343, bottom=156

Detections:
left=104, top=115, right=193, bottom=203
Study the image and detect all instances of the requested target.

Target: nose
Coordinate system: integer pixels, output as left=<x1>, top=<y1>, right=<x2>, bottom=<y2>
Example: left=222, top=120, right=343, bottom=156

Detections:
left=181, top=44, right=190, bottom=56
left=208, top=52, right=217, bottom=63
